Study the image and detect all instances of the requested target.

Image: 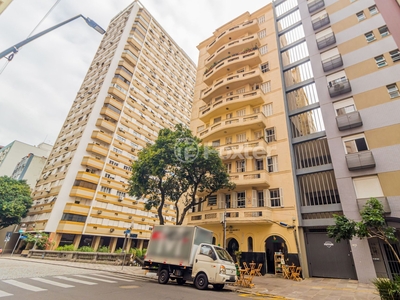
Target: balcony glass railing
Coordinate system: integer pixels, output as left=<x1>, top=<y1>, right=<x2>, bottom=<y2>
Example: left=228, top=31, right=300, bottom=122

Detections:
left=312, top=14, right=330, bottom=30
left=322, top=54, right=343, bottom=72
left=345, top=151, right=375, bottom=171
left=317, top=32, right=336, bottom=50
left=308, top=0, right=325, bottom=13
left=336, top=111, right=362, bottom=131
left=328, top=79, right=351, bottom=97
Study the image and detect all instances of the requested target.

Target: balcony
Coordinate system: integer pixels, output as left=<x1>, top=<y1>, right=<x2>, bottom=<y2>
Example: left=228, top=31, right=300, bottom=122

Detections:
left=201, top=68, right=262, bottom=102
left=312, top=13, right=330, bottom=30
left=308, top=0, right=325, bottom=13
left=328, top=79, right=351, bottom=98
left=69, top=186, right=96, bottom=200
left=63, top=203, right=90, bottom=215
left=96, top=118, right=116, bottom=132
left=203, top=48, right=261, bottom=86
left=108, top=86, right=126, bottom=101
left=199, top=89, right=264, bottom=122
left=198, top=112, right=267, bottom=141
left=322, top=54, right=343, bottom=72
left=345, top=151, right=375, bottom=171
left=214, top=139, right=268, bottom=159
left=81, top=156, right=105, bottom=170
left=187, top=207, right=272, bottom=226
left=100, top=106, right=120, bottom=121
left=317, top=32, right=336, bottom=50
left=207, top=19, right=259, bottom=54
left=357, top=197, right=390, bottom=213
left=91, top=130, right=112, bottom=144
left=86, top=143, right=108, bottom=157
left=57, top=221, right=84, bottom=233
left=229, top=170, right=269, bottom=187
left=205, top=35, right=260, bottom=69
left=104, top=97, right=123, bottom=111
left=76, top=171, right=100, bottom=185
left=336, top=111, right=363, bottom=131
left=121, top=50, right=138, bottom=67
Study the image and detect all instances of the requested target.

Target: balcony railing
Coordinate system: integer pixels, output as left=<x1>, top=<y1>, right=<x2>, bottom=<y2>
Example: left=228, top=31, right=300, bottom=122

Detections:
left=188, top=207, right=272, bottom=224
left=357, top=197, right=391, bottom=213
left=308, top=0, right=325, bottom=13
left=322, top=54, right=343, bottom=72
left=345, top=151, right=375, bottom=171
left=336, top=111, right=363, bottom=131
left=312, top=14, right=330, bottom=30
left=328, top=79, right=351, bottom=98
left=317, top=32, right=336, bottom=50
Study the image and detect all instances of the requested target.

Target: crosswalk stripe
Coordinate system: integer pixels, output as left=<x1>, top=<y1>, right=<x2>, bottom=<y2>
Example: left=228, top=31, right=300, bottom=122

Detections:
left=0, top=290, right=13, bottom=298
left=31, top=277, right=74, bottom=288
left=54, top=276, right=97, bottom=285
left=73, top=275, right=117, bottom=283
left=2, top=279, right=47, bottom=292
left=92, top=273, right=134, bottom=282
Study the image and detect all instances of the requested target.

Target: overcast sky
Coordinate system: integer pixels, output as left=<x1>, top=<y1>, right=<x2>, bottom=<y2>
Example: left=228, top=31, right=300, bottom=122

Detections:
left=0, top=0, right=269, bottom=147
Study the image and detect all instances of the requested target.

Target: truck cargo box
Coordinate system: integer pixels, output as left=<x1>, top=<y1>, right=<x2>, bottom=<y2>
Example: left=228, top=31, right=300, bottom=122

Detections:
left=145, top=225, right=213, bottom=267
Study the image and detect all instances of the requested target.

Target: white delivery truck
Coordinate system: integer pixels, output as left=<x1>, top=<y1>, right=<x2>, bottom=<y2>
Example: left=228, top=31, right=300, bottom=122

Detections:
left=143, top=225, right=237, bottom=290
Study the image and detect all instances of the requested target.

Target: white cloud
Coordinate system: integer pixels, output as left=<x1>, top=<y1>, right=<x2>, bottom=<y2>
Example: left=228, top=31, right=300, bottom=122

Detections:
left=0, top=0, right=269, bottom=147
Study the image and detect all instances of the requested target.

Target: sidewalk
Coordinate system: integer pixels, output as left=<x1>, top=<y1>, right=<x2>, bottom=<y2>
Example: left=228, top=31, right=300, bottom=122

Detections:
left=1, top=255, right=379, bottom=299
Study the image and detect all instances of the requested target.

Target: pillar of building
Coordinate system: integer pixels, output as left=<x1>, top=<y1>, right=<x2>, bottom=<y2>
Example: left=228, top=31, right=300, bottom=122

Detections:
left=350, top=238, right=376, bottom=283
left=72, top=234, right=82, bottom=250
left=49, top=232, right=61, bottom=250
left=91, top=236, right=101, bottom=251
left=126, top=238, right=132, bottom=252
left=109, top=237, right=118, bottom=253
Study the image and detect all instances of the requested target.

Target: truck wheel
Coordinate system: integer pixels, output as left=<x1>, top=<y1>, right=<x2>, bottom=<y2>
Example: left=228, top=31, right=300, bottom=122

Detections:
left=213, top=284, right=224, bottom=290
left=194, top=273, right=208, bottom=290
left=158, top=269, right=170, bottom=284
left=176, top=278, right=186, bottom=285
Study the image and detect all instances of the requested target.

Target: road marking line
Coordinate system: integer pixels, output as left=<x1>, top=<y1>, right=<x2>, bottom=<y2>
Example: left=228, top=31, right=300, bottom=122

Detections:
left=73, top=275, right=117, bottom=283
left=2, top=279, right=47, bottom=292
left=92, top=273, right=134, bottom=282
left=31, top=278, right=74, bottom=288
left=0, top=290, right=13, bottom=298
left=54, top=276, right=97, bottom=285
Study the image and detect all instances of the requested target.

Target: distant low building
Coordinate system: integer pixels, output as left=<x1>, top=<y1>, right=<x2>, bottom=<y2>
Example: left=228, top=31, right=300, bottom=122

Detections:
left=11, top=153, right=48, bottom=190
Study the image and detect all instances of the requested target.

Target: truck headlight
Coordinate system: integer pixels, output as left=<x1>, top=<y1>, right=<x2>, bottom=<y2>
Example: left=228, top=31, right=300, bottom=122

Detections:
left=219, top=265, right=226, bottom=274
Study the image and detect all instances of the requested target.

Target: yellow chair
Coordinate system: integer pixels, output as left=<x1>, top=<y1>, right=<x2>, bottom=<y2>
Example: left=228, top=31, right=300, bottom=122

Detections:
left=291, top=267, right=302, bottom=281
left=282, top=265, right=291, bottom=279
left=255, top=263, right=263, bottom=276
left=242, top=262, right=251, bottom=275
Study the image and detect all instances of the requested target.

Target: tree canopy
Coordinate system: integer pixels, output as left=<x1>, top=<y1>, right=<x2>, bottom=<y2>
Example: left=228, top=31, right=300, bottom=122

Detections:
left=0, top=176, right=32, bottom=229
left=129, top=124, right=235, bottom=225
left=327, top=197, right=399, bottom=262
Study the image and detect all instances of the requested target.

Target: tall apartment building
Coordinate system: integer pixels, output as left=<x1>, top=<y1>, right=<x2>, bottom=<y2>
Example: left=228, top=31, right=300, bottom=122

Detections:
left=22, top=1, right=196, bottom=252
left=188, top=6, right=299, bottom=275
left=188, top=0, right=400, bottom=282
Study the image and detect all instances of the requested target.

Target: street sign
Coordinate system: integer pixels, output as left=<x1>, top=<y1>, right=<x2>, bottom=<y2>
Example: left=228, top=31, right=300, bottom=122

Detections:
left=130, top=233, right=138, bottom=238
left=5, top=232, right=12, bottom=239
left=18, top=228, right=26, bottom=233
left=20, top=236, right=27, bottom=240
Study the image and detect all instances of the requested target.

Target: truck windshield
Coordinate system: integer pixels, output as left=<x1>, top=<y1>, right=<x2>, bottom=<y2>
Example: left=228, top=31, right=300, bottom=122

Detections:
left=214, top=247, right=234, bottom=262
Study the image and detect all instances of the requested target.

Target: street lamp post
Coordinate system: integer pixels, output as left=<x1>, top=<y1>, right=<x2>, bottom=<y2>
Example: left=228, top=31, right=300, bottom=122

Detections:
left=0, top=14, right=105, bottom=61
left=221, top=199, right=227, bottom=249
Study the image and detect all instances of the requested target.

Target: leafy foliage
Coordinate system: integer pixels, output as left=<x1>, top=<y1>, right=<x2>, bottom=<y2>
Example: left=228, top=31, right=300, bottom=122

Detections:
left=328, top=198, right=399, bottom=262
left=0, top=176, right=33, bottom=229
left=129, top=124, right=234, bottom=225
left=373, top=276, right=400, bottom=300
left=97, top=246, right=110, bottom=253
left=55, top=244, right=75, bottom=251
left=24, top=232, right=53, bottom=250
left=77, top=246, right=94, bottom=252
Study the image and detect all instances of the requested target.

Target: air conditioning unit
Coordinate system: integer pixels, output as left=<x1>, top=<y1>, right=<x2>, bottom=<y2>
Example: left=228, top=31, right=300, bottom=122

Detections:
left=45, top=189, right=51, bottom=193
left=95, top=142, right=100, bottom=145
left=119, top=127, right=125, bottom=132
left=64, top=147, right=69, bottom=150
left=128, top=216, right=132, bottom=219
left=61, top=159, right=65, bottom=162
left=61, top=138, right=66, bottom=141
left=141, top=218, right=145, bottom=221
left=118, top=196, right=123, bottom=202
left=97, top=210, right=102, bottom=214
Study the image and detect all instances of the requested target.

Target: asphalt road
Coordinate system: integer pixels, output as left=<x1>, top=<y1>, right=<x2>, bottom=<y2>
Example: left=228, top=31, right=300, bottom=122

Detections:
left=0, top=260, right=267, bottom=300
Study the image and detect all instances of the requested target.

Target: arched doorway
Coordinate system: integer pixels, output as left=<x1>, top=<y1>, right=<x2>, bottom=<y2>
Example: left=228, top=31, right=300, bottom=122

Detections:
left=265, top=235, right=287, bottom=274
left=227, top=238, right=239, bottom=263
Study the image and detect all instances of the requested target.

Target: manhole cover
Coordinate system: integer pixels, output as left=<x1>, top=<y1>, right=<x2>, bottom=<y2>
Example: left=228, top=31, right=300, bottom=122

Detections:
left=119, top=285, right=140, bottom=289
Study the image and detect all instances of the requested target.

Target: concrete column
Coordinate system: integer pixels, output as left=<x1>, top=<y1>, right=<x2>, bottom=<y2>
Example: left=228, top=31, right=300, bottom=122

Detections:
left=138, top=239, right=143, bottom=250
left=72, top=235, right=82, bottom=250
left=350, top=238, right=376, bottom=283
left=126, top=238, right=132, bottom=252
left=92, top=236, right=101, bottom=251
left=50, top=233, right=62, bottom=250
left=109, top=237, right=118, bottom=253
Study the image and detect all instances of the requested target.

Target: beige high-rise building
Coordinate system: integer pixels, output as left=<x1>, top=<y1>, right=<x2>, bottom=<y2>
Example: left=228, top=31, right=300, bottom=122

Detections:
left=21, top=1, right=196, bottom=252
left=187, top=5, right=299, bottom=275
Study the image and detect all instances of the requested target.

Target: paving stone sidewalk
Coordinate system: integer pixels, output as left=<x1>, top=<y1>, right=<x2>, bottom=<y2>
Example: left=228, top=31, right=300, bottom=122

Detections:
left=1, top=255, right=380, bottom=299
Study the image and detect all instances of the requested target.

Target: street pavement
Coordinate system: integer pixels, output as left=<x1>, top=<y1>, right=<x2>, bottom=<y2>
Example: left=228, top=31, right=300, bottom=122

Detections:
left=0, top=255, right=380, bottom=299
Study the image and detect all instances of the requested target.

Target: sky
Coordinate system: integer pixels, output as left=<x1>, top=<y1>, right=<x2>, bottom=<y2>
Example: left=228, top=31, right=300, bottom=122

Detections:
left=0, top=0, right=270, bottom=147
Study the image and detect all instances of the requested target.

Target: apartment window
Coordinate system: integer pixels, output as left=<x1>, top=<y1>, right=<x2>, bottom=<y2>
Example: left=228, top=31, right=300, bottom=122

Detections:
left=100, top=186, right=112, bottom=193
left=390, top=49, right=400, bottom=62
left=237, top=109, right=246, bottom=117
left=257, top=191, right=264, bottom=207
left=212, top=140, right=220, bottom=147
left=237, top=88, right=245, bottom=94
left=208, top=195, right=217, bottom=206
left=258, top=29, right=266, bottom=39
left=265, top=127, right=276, bottom=142
left=364, top=31, right=376, bottom=42
left=379, top=25, right=390, bottom=37
left=368, top=5, right=378, bottom=15
left=258, top=15, right=265, bottom=24
left=263, top=103, right=273, bottom=116
left=356, top=11, right=366, bottom=21
left=237, top=192, right=246, bottom=208
left=260, top=44, right=268, bottom=55
left=225, top=163, right=232, bottom=173
left=270, top=189, right=282, bottom=207
left=387, top=84, right=400, bottom=98
left=260, top=62, right=270, bottom=73
left=214, top=117, right=221, bottom=123
left=254, top=131, right=262, bottom=139
left=253, top=107, right=260, bottom=114
left=343, top=134, right=368, bottom=154
left=225, top=136, right=232, bottom=144
left=353, top=176, right=384, bottom=199
left=225, top=194, right=231, bottom=208
left=267, top=156, right=278, bottom=172
left=197, top=125, right=204, bottom=132
left=255, top=159, right=264, bottom=171
left=237, top=133, right=246, bottom=142
left=236, top=160, right=246, bottom=172
left=226, top=113, right=233, bottom=119
left=334, top=98, right=356, bottom=115
left=116, top=135, right=126, bottom=142
left=374, top=55, right=387, bottom=68
left=261, top=81, right=271, bottom=93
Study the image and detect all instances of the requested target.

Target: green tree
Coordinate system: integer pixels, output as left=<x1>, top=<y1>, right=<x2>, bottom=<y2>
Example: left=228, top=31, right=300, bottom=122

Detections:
left=0, top=176, right=32, bottom=229
left=327, top=197, right=399, bottom=262
left=129, top=124, right=234, bottom=225
left=25, top=232, right=53, bottom=250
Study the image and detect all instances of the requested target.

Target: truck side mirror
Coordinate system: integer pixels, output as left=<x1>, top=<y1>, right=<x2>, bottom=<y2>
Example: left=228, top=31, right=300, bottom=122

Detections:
left=211, top=253, right=217, bottom=260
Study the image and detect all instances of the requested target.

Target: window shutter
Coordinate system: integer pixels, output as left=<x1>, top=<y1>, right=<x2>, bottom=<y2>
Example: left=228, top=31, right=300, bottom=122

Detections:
left=279, top=188, right=284, bottom=207
left=252, top=190, right=258, bottom=207
left=231, top=192, right=237, bottom=208
left=217, top=194, right=224, bottom=209
left=264, top=189, right=270, bottom=207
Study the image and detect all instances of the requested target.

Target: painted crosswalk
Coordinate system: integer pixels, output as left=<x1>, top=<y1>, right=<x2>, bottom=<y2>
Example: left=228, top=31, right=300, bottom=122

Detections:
left=0, top=272, right=140, bottom=298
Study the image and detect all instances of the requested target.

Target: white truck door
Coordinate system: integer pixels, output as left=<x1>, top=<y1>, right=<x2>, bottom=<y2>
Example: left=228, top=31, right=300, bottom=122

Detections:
left=192, top=244, right=217, bottom=282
